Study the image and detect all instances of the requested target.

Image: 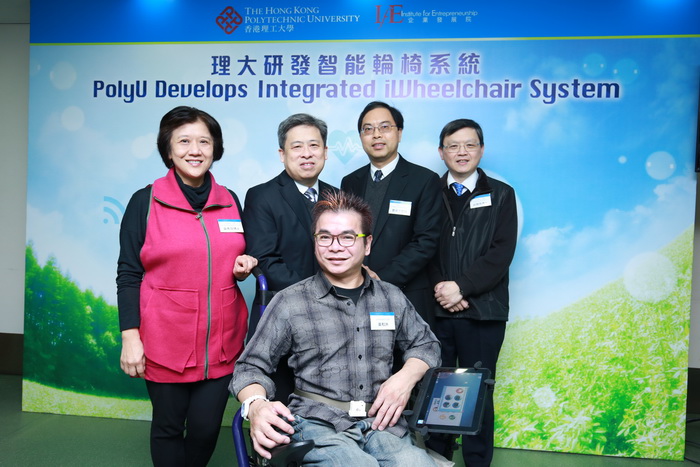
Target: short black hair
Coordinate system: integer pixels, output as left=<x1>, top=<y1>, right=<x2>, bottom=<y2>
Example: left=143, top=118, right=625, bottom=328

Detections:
left=157, top=106, right=224, bottom=168
left=357, top=101, right=404, bottom=134
left=439, top=119, right=484, bottom=148
left=312, top=190, right=373, bottom=239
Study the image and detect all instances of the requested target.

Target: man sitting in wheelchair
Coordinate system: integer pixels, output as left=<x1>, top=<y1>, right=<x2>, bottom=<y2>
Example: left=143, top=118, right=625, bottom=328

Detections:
left=230, top=191, right=440, bottom=466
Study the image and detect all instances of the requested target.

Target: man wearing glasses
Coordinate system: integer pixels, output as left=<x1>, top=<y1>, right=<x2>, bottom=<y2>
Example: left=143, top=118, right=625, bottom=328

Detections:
left=243, top=113, right=336, bottom=295
left=242, top=113, right=337, bottom=402
left=428, top=119, right=517, bottom=466
left=231, top=191, right=440, bottom=465
left=341, top=101, right=442, bottom=327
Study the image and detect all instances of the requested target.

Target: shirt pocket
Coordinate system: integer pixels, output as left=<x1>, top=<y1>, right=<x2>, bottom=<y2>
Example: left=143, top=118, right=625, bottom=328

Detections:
left=370, top=328, right=396, bottom=366
left=219, top=284, right=246, bottom=363
left=141, top=287, right=199, bottom=372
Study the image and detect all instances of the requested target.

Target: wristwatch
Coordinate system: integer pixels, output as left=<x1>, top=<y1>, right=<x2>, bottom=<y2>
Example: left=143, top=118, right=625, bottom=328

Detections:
left=241, top=394, right=268, bottom=421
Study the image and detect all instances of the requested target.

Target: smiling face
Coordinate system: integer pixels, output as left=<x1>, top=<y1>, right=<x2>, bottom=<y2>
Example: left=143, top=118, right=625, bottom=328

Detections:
left=439, top=127, right=484, bottom=182
left=168, top=120, right=214, bottom=187
left=314, top=210, right=372, bottom=288
left=359, top=107, right=402, bottom=168
left=279, top=124, right=328, bottom=187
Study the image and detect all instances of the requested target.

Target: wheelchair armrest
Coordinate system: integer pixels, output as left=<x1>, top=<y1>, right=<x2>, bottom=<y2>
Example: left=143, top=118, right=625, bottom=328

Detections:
left=269, top=440, right=315, bottom=467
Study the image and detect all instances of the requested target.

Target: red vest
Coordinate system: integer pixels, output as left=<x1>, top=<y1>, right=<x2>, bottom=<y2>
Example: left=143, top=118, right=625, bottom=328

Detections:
left=139, top=169, right=247, bottom=382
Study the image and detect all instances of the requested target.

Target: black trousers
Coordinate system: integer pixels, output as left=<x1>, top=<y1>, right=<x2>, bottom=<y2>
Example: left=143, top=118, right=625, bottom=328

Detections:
left=145, top=375, right=231, bottom=467
left=428, top=318, right=506, bottom=467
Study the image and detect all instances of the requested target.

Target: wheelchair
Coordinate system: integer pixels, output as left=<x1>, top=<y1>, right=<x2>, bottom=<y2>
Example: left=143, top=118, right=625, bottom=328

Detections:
left=233, top=268, right=314, bottom=467
left=232, top=268, right=494, bottom=466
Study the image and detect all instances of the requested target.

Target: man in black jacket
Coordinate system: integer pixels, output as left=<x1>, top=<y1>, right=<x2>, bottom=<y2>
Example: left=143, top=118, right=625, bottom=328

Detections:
left=428, top=118, right=517, bottom=466
left=341, top=101, right=442, bottom=327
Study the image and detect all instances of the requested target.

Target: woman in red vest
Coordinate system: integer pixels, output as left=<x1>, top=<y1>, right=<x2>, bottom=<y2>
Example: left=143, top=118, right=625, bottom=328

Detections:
left=117, top=106, right=257, bottom=466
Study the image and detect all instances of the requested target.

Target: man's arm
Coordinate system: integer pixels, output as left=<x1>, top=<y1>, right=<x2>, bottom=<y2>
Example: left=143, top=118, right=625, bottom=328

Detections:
left=230, top=294, right=295, bottom=457
left=367, top=357, right=429, bottom=431
left=368, top=290, right=441, bottom=430
left=237, top=384, right=294, bottom=460
left=243, top=187, right=305, bottom=290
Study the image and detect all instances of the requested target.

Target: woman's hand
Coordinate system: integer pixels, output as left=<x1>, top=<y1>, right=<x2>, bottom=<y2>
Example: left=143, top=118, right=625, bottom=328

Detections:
left=120, top=328, right=145, bottom=378
left=233, top=254, right=258, bottom=281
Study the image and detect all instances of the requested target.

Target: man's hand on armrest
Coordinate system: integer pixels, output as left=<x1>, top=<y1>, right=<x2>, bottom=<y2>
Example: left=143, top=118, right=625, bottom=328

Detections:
left=238, top=384, right=295, bottom=460
left=367, top=357, right=429, bottom=431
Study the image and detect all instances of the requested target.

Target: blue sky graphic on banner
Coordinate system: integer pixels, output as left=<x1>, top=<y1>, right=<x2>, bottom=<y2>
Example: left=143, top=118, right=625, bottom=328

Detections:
left=25, top=0, right=699, bottom=461
left=27, top=39, right=699, bottom=317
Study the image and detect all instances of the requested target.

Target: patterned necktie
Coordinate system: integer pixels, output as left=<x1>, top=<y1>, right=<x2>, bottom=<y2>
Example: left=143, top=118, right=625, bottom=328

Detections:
left=304, top=187, right=317, bottom=203
left=374, top=170, right=383, bottom=182
left=452, top=182, right=466, bottom=196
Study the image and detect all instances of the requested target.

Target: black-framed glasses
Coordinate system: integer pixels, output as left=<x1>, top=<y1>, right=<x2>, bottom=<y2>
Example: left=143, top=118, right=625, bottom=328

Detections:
left=360, top=124, right=397, bottom=136
left=442, top=142, right=481, bottom=154
left=314, top=232, right=367, bottom=247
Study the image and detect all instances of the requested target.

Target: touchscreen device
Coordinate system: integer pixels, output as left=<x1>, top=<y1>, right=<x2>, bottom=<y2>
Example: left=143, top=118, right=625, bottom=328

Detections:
left=408, top=367, right=491, bottom=435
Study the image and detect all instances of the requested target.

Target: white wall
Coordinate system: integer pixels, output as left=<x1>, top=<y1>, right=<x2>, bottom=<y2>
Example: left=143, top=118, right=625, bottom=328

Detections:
left=0, top=0, right=29, bottom=335
left=1, top=0, right=698, bottom=368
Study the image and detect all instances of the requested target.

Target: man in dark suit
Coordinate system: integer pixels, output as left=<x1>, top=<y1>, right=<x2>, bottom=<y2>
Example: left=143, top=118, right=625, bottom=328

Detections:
left=341, top=101, right=442, bottom=326
left=244, top=113, right=336, bottom=293
left=243, top=113, right=336, bottom=400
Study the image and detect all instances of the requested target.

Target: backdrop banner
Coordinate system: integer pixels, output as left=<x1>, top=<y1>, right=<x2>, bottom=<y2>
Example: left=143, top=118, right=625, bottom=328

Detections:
left=24, top=0, right=699, bottom=460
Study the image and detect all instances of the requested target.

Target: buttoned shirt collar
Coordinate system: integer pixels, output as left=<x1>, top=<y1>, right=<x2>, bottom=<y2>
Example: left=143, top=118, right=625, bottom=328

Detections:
left=370, top=154, right=399, bottom=180
left=294, top=180, right=320, bottom=196
left=447, top=169, right=479, bottom=193
left=313, top=268, right=374, bottom=300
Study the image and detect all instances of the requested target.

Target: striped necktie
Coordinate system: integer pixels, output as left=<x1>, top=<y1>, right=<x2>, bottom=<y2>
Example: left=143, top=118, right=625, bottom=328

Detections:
left=304, top=187, right=317, bottom=203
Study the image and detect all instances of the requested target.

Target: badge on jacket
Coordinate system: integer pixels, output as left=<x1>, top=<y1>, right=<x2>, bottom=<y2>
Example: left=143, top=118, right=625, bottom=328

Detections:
left=388, top=200, right=412, bottom=216
left=470, top=194, right=492, bottom=209
left=218, top=219, right=244, bottom=233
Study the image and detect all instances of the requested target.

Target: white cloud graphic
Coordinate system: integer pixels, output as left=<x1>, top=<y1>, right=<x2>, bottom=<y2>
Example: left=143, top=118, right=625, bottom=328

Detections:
left=511, top=175, right=695, bottom=318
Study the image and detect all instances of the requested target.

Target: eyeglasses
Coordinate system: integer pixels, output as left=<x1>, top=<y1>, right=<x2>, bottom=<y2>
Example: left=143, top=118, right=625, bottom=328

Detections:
left=314, top=232, right=367, bottom=247
left=360, top=124, right=397, bottom=136
left=443, top=142, right=481, bottom=154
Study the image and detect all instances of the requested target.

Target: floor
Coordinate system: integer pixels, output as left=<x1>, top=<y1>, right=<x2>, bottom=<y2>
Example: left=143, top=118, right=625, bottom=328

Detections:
left=1, top=375, right=698, bottom=466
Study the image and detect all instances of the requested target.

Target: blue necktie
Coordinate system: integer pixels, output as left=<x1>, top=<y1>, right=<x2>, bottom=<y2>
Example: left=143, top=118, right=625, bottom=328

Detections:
left=304, top=187, right=317, bottom=203
left=373, top=170, right=383, bottom=182
left=452, top=182, right=466, bottom=196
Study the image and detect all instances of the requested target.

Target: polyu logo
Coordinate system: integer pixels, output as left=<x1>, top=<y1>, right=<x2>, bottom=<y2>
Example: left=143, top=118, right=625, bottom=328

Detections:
left=217, top=6, right=243, bottom=35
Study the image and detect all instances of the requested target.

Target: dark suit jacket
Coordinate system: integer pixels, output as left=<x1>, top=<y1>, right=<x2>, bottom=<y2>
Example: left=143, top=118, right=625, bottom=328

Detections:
left=243, top=170, right=336, bottom=401
left=243, top=170, right=336, bottom=292
left=341, top=156, right=442, bottom=321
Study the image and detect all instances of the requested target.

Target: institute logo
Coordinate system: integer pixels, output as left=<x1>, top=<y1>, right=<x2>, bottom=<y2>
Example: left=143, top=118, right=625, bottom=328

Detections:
left=216, top=6, right=243, bottom=34
left=375, top=4, right=403, bottom=28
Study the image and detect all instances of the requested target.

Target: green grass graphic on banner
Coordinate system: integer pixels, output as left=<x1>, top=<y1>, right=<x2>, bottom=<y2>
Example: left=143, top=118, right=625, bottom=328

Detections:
left=494, top=227, right=691, bottom=460
left=22, top=226, right=691, bottom=458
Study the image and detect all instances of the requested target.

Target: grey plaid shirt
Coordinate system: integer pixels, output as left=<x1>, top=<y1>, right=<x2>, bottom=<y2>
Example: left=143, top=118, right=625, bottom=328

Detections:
left=230, top=271, right=440, bottom=437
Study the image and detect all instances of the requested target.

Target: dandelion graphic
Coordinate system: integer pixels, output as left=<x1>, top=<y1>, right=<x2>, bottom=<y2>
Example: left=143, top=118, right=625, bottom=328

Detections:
left=532, top=385, right=557, bottom=409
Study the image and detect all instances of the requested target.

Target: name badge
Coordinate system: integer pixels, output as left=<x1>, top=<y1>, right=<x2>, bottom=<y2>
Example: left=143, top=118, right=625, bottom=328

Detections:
left=388, top=200, right=412, bottom=216
left=470, top=194, right=492, bottom=209
left=370, top=312, right=395, bottom=330
left=218, top=219, right=244, bottom=233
